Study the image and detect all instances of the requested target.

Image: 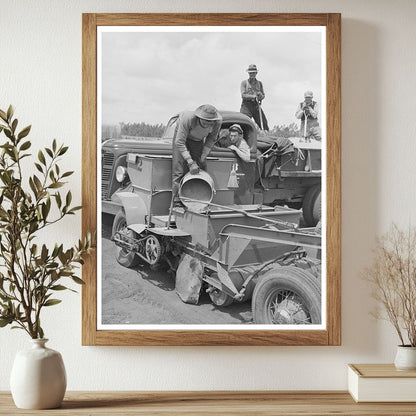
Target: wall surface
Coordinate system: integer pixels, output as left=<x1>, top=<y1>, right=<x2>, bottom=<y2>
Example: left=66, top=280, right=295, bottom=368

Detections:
left=1, top=0, right=415, bottom=391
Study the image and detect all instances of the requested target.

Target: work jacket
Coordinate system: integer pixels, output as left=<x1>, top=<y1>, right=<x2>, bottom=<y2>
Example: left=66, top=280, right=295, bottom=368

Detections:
left=174, top=111, right=222, bottom=163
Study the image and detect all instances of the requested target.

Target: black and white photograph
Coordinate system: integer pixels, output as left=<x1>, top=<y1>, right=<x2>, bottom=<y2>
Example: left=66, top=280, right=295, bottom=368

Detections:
left=98, top=26, right=326, bottom=330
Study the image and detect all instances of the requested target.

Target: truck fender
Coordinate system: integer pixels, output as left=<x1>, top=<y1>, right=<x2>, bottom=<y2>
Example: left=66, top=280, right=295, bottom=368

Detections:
left=116, top=191, right=148, bottom=226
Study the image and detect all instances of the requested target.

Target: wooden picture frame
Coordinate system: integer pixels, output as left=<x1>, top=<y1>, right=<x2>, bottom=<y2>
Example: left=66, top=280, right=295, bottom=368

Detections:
left=82, top=13, right=341, bottom=346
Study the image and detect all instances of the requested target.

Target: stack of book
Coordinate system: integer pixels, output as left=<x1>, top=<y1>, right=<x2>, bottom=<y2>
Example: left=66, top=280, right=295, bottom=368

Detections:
left=348, top=364, right=416, bottom=402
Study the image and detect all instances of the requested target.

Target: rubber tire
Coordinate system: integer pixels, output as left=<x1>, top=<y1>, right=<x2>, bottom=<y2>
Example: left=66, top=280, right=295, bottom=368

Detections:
left=302, top=185, right=321, bottom=227
left=208, top=287, right=233, bottom=307
left=312, top=191, right=321, bottom=225
left=112, top=210, right=141, bottom=268
left=252, top=265, right=321, bottom=325
left=209, top=289, right=233, bottom=307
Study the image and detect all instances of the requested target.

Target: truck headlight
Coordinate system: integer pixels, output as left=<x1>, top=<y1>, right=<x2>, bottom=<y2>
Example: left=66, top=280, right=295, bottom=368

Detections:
left=115, top=166, right=128, bottom=183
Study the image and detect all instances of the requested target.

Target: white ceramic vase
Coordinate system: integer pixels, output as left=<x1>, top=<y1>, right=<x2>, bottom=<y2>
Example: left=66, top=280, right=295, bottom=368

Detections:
left=10, top=339, right=67, bottom=409
left=394, top=345, right=416, bottom=371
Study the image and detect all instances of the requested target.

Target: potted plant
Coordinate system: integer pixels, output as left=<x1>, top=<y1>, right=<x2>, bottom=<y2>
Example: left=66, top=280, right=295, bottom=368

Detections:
left=0, top=105, right=94, bottom=408
left=363, top=223, right=416, bottom=370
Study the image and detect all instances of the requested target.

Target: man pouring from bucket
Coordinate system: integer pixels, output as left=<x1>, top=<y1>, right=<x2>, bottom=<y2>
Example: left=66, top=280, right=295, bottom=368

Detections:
left=172, top=104, right=222, bottom=207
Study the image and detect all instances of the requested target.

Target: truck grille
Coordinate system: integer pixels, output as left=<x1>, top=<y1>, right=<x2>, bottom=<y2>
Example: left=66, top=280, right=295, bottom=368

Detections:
left=102, top=151, right=115, bottom=199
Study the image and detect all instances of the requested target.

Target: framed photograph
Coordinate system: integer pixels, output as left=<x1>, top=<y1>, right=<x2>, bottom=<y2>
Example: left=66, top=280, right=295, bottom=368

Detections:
left=82, top=13, right=341, bottom=346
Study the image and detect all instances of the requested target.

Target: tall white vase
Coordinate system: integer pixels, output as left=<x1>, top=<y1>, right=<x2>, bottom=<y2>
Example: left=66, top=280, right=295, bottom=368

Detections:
left=10, top=339, right=67, bottom=409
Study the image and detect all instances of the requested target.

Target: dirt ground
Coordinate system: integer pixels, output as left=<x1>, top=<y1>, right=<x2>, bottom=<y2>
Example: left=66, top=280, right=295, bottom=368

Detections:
left=100, top=214, right=253, bottom=325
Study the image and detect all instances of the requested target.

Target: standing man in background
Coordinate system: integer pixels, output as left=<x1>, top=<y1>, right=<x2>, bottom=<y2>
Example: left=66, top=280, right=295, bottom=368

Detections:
left=172, top=104, right=222, bottom=206
left=295, top=90, right=321, bottom=141
left=240, top=64, right=269, bottom=131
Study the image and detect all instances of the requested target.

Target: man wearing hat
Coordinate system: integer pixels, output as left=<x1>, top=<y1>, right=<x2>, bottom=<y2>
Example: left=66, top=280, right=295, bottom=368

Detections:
left=224, top=124, right=251, bottom=162
left=295, top=90, right=321, bottom=141
left=172, top=104, right=222, bottom=205
left=240, top=64, right=269, bottom=131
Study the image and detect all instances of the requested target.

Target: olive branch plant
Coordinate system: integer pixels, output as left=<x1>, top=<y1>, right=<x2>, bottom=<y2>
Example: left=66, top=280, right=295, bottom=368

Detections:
left=363, top=223, right=416, bottom=347
left=0, top=105, right=94, bottom=339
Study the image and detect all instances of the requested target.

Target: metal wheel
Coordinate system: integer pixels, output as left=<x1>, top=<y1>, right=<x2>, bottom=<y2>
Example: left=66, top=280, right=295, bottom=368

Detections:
left=145, top=234, right=162, bottom=265
left=265, top=288, right=311, bottom=324
left=206, top=273, right=233, bottom=307
left=208, top=287, right=233, bottom=307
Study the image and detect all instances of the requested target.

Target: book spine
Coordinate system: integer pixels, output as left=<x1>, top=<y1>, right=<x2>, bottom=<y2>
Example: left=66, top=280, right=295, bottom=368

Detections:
left=347, top=366, right=359, bottom=402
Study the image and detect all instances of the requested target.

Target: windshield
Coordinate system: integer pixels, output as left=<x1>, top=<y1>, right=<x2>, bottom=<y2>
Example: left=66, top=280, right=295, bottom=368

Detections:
left=162, top=115, right=179, bottom=139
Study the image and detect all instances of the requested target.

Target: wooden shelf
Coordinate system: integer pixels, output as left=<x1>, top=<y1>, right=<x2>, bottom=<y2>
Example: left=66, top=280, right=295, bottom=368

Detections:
left=2, top=391, right=416, bottom=415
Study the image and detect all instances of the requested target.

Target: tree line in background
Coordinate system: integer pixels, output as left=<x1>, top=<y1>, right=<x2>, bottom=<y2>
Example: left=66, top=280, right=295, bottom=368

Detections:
left=101, top=122, right=165, bottom=141
left=120, top=122, right=166, bottom=138
left=269, top=123, right=300, bottom=138
left=102, top=121, right=300, bottom=141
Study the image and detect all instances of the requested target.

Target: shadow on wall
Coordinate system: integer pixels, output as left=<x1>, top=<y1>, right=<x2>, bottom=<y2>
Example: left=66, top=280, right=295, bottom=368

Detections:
left=340, top=19, right=381, bottom=356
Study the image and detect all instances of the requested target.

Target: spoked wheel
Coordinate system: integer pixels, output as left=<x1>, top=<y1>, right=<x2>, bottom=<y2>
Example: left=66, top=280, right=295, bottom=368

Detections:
left=145, top=234, right=163, bottom=266
left=265, top=289, right=311, bottom=324
left=252, top=266, right=321, bottom=325
left=112, top=210, right=141, bottom=268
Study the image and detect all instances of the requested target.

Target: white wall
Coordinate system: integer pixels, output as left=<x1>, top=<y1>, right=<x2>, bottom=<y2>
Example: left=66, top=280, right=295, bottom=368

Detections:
left=1, top=0, right=415, bottom=391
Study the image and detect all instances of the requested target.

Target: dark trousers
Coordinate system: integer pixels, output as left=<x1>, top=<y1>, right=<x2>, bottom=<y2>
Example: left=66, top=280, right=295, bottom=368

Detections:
left=240, top=100, right=269, bottom=131
left=172, top=138, right=205, bottom=201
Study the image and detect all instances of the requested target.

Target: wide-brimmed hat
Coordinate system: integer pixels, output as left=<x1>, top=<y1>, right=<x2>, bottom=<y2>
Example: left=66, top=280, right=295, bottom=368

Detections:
left=229, top=124, right=243, bottom=134
left=304, top=90, right=314, bottom=98
left=194, top=104, right=221, bottom=121
left=246, top=64, right=258, bottom=73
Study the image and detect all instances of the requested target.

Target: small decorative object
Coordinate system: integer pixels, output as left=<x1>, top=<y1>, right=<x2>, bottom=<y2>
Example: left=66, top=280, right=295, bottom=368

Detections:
left=10, top=339, right=66, bottom=409
left=0, top=105, right=94, bottom=409
left=363, top=224, right=416, bottom=370
left=348, top=364, right=416, bottom=402
left=394, top=346, right=416, bottom=371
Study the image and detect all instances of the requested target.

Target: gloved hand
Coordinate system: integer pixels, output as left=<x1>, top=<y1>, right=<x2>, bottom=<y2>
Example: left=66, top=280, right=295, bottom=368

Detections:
left=188, top=161, right=200, bottom=175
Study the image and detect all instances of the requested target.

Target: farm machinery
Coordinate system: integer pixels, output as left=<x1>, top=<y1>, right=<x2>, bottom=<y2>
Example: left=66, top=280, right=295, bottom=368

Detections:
left=111, top=153, right=322, bottom=325
left=102, top=111, right=322, bottom=227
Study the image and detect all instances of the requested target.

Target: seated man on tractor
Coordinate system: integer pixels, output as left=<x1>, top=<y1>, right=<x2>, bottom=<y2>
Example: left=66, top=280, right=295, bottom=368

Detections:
left=172, top=104, right=222, bottom=206
left=217, top=124, right=251, bottom=162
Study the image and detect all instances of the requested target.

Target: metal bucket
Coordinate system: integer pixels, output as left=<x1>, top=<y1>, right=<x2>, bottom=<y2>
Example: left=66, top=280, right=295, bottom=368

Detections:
left=179, top=171, right=215, bottom=211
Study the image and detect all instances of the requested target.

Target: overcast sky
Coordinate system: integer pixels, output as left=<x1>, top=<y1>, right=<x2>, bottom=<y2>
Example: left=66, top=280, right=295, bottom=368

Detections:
left=100, top=28, right=323, bottom=128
